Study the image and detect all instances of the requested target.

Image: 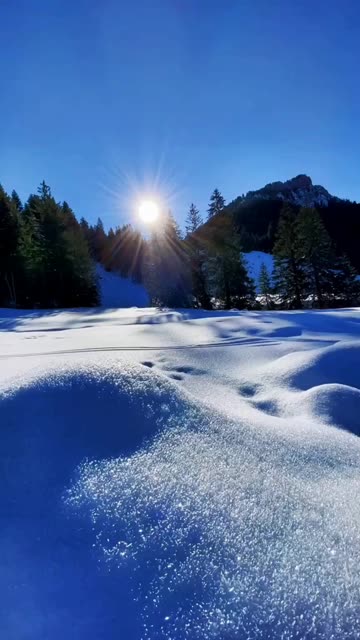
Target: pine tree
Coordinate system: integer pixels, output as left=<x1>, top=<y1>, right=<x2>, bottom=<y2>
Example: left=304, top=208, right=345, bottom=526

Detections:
left=143, top=210, right=190, bottom=307
left=11, top=190, right=23, bottom=212
left=80, top=217, right=90, bottom=235
left=163, top=209, right=182, bottom=241
left=206, top=213, right=255, bottom=309
left=62, top=227, right=99, bottom=306
left=189, top=248, right=211, bottom=308
left=0, top=185, right=20, bottom=305
left=1, top=180, right=99, bottom=308
left=37, top=180, right=51, bottom=199
left=273, top=204, right=306, bottom=309
left=19, top=204, right=45, bottom=305
left=185, top=203, right=202, bottom=235
left=61, top=201, right=78, bottom=229
left=142, top=232, right=162, bottom=306
left=259, top=262, right=272, bottom=309
left=297, top=207, right=334, bottom=308
left=91, top=218, right=107, bottom=262
left=20, top=182, right=98, bottom=307
left=207, top=189, right=226, bottom=219
left=329, top=254, right=360, bottom=306
left=184, top=206, right=211, bottom=308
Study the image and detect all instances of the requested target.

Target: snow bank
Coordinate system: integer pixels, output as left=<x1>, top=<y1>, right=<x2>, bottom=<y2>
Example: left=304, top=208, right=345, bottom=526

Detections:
left=303, top=383, right=360, bottom=435
left=2, top=306, right=360, bottom=639
left=97, top=264, right=149, bottom=307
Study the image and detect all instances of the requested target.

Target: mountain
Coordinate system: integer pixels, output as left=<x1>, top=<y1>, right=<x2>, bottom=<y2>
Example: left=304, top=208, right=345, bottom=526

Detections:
left=204, top=175, right=360, bottom=272
left=245, top=174, right=336, bottom=208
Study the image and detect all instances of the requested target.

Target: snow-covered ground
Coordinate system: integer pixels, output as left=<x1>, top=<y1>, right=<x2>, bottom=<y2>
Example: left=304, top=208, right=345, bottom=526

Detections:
left=244, top=250, right=274, bottom=290
left=97, top=264, right=149, bottom=307
left=1, top=305, right=360, bottom=639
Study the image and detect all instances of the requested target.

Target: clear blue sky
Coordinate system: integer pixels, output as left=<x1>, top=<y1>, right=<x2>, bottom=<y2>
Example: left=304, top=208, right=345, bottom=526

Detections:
left=1, top=0, right=360, bottom=230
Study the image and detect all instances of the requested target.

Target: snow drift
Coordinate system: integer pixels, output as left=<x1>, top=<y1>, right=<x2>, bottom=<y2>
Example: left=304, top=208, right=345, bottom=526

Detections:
left=1, top=306, right=360, bottom=639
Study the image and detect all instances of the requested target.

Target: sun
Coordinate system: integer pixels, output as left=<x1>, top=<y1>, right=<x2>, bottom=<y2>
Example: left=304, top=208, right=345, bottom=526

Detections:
left=138, top=200, right=160, bottom=224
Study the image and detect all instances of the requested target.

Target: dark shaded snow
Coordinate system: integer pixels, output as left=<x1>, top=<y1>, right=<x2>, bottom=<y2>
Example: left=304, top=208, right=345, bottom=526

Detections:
left=97, top=264, right=149, bottom=307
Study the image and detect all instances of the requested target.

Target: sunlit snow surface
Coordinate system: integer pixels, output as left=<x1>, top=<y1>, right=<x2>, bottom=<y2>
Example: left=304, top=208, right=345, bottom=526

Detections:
left=1, top=307, right=360, bottom=639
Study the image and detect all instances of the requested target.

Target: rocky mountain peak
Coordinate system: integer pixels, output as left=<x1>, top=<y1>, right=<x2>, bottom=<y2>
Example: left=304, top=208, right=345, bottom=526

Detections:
left=246, top=174, right=335, bottom=207
left=272, top=174, right=313, bottom=191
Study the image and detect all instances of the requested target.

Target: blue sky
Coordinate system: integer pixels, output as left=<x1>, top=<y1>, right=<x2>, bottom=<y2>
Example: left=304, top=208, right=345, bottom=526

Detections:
left=1, top=0, right=360, bottom=230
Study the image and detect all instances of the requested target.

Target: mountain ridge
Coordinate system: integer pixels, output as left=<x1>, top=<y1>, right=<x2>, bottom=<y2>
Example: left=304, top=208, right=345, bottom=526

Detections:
left=202, top=175, right=360, bottom=272
left=244, top=174, right=338, bottom=208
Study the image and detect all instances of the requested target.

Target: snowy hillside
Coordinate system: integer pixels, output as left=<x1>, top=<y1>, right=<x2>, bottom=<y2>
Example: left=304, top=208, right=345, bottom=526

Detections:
left=97, top=264, right=149, bottom=307
left=1, top=305, right=360, bottom=639
left=244, top=250, right=274, bottom=290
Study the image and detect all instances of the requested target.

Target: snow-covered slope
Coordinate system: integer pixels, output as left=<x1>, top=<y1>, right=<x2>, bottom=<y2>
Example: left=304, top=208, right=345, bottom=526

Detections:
left=244, top=250, right=274, bottom=289
left=1, top=306, right=360, bottom=639
left=97, top=264, right=149, bottom=307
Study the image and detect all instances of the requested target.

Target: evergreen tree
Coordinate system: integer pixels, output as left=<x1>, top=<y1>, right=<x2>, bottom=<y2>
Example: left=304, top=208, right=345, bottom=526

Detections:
left=185, top=203, right=202, bottom=235
left=11, top=190, right=23, bottom=212
left=89, top=218, right=107, bottom=262
left=0, top=185, right=20, bottom=305
left=189, top=246, right=211, bottom=308
left=259, top=262, right=272, bottom=309
left=0, top=181, right=106, bottom=308
left=164, top=209, right=182, bottom=241
left=19, top=203, right=45, bottom=305
left=273, top=205, right=359, bottom=309
left=207, top=189, right=226, bottom=219
left=326, top=255, right=360, bottom=307
left=62, top=227, right=98, bottom=306
left=206, top=213, right=255, bottom=309
left=19, top=182, right=98, bottom=307
left=297, top=207, right=334, bottom=308
left=102, top=224, right=145, bottom=283
left=37, top=180, right=51, bottom=199
left=80, top=218, right=90, bottom=241
left=184, top=209, right=211, bottom=309
left=61, top=201, right=78, bottom=229
left=273, top=204, right=306, bottom=308
left=142, top=232, right=162, bottom=306
left=143, top=210, right=190, bottom=307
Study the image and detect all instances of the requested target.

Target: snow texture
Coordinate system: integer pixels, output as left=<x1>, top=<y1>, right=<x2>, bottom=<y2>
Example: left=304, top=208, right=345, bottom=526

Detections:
left=1, top=305, right=360, bottom=639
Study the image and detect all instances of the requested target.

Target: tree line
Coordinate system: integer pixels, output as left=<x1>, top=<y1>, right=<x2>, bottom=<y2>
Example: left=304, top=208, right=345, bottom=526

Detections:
left=0, top=182, right=98, bottom=307
left=271, top=204, right=360, bottom=309
left=0, top=182, right=359, bottom=309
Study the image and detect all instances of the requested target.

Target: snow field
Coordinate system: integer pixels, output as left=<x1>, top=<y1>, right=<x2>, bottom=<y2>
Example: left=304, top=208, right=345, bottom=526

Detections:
left=1, top=306, right=360, bottom=639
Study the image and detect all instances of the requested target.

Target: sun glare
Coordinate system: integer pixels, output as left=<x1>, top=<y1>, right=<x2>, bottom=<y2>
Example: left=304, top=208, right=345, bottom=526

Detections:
left=138, top=200, right=160, bottom=224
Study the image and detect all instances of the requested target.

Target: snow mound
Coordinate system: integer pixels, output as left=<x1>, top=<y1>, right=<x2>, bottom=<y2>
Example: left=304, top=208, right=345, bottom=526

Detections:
left=0, top=362, right=191, bottom=639
left=274, top=341, right=360, bottom=391
left=257, top=339, right=360, bottom=436
left=244, top=251, right=274, bottom=290
left=302, top=383, right=360, bottom=435
left=97, top=264, right=149, bottom=307
left=67, top=377, right=360, bottom=640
